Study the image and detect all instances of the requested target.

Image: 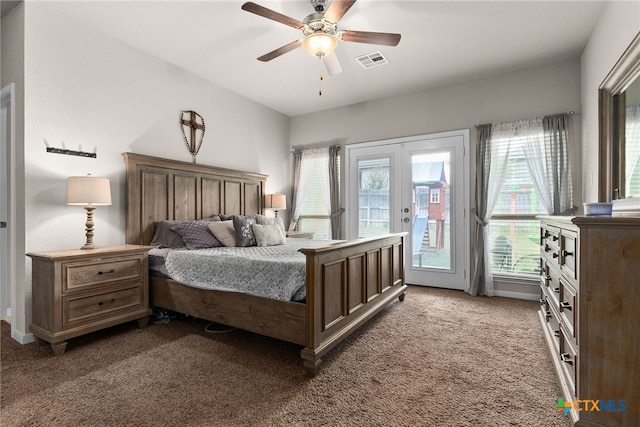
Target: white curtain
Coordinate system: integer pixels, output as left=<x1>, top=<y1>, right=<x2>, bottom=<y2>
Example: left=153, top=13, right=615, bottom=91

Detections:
left=288, top=151, right=303, bottom=232
left=626, top=104, right=640, bottom=196
left=520, top=117, right=553, bottom=214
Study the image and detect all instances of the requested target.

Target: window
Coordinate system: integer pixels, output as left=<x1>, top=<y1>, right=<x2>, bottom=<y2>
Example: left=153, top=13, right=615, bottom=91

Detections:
left=430, top=188, right=440, bottom=204
left=293, top=148, right=340, bottom=240
left=488, top=120, right=548, bottom=276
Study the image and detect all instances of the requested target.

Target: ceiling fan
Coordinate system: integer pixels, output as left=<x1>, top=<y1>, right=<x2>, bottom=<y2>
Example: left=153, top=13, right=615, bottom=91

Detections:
left=241, top=0, right=401, bottom=75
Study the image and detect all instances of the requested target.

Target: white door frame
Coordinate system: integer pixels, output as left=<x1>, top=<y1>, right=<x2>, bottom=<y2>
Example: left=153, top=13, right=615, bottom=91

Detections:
left=1, top=83, right=17, bottom=337
left=345, top=129, right=470, bottom=291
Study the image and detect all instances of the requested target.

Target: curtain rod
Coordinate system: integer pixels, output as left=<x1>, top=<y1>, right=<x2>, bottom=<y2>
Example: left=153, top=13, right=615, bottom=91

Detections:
left=474, top=110, right=575, bottom=128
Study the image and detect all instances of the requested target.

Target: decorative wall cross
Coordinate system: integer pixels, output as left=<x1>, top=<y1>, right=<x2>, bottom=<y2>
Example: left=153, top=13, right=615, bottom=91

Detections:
left=180, top=110, right=206, bottom=163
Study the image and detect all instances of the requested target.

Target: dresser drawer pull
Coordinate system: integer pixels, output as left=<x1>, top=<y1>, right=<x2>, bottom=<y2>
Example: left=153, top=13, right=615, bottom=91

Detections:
left=552, top=252, right=559, bottom=259
left=539, top=298, right=546, bottom=304
left=562, top=250, right=573, bottom=257
left=544, top=245, right=551, bottom=252
left=560, top=353, right=573, bottom=365
left=545, top=311, right=552, bottom=320
left=553, top=329, right=560, bottom=337
left=560, top=301, right=572, bottom=311
left=98, top=298, right=116, bottom=306
left=545, top=275, right=551, bottom=281
left=553, top=287, right=560, bottom=293
left=552, top=235, right=558, bottom=242
left=97, top=269, right=116, bottom=276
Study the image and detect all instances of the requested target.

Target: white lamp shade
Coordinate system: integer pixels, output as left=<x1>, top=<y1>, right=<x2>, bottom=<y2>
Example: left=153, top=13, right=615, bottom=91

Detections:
left=265, top=193, right=286, bottom=210
left=302, top=32, right=338, bottom=58
left=67, top=175, right=112, bottom=206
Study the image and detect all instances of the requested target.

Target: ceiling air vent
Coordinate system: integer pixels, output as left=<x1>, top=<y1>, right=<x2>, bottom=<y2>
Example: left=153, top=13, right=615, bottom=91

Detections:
left=355, top=51, right=389, bottom=69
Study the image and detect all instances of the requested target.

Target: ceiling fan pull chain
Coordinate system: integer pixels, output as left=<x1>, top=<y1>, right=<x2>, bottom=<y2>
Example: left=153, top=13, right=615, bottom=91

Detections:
left=319, top=73, right=324, bottom=96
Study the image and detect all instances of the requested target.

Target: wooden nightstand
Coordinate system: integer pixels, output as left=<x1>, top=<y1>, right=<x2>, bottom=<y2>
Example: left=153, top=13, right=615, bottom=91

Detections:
left=286, top=231, right=314, bottom=239
left=28, top=244, right=152, bottom=355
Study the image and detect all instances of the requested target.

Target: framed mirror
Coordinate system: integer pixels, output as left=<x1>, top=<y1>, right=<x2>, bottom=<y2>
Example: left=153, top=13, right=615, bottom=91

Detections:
left=599, top=31, right=640, bottom=213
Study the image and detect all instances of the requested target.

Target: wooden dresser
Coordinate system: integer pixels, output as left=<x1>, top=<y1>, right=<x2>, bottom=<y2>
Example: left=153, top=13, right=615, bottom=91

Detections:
left=538, top=216, right=640, bottom=426
left=28, top=245, right=152, bottom=355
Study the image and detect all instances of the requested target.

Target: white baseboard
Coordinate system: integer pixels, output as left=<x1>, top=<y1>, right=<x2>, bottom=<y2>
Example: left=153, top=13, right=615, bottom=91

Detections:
left=493, top=289, right=539, bottom=301
left=12, top=329, right=34, bottom=344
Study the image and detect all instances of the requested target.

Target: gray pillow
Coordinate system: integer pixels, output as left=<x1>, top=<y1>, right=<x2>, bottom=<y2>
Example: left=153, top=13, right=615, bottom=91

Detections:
left=170, top=220, right=223, bottom=250
left=233, top=215, right=257, bottom=247
left=208, top=221, right=237, bottom=247
left=255, top=215, right=285, bottom=235
left=252, top=223, right=286, bottom=247
left=150, top=221, right=186, bottom=248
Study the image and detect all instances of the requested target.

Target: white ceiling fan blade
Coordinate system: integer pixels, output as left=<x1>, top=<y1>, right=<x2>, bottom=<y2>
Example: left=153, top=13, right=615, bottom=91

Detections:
left=323, top=52, right=343, bottom=75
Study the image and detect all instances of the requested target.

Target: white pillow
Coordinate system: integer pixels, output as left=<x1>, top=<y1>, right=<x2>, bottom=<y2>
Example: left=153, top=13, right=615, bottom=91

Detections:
left=252, top=223, right=286, bottom=247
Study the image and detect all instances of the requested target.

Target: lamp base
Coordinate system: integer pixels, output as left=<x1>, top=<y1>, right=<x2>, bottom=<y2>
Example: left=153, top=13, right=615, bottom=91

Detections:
left=81, top=206, right=98, bottom=250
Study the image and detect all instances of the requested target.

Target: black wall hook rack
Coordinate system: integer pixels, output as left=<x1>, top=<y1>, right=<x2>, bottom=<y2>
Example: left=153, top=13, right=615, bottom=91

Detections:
left=46, top=147, right=97, bottom=158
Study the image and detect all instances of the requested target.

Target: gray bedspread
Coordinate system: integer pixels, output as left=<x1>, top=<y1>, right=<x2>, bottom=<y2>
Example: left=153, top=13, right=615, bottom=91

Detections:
left=164, top=239, right=332, bottom=302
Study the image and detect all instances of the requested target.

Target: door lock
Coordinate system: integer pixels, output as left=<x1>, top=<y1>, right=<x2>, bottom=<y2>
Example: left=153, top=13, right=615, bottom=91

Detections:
left=0, top=221, right=6, bottom=228
left=403, top=217, right=410, bottom=223
left=403, top=208, right=410, bottom=213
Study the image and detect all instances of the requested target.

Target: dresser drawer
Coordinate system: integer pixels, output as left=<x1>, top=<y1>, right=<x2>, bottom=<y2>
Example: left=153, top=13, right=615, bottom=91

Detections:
left=540, top=291, right=561, bottom=354
left=559, top=327, right=578, bottom=398
left=559, top=280, right=577, bottom=344
left=541, top=225, right=560, bottom=265
left=545, top=265, right=561, bottom=309
left=560, top=230, right=577, bottom=281
left=64, top=255, right=144, bottom=292
left=63, top=284, right=144, bottom=326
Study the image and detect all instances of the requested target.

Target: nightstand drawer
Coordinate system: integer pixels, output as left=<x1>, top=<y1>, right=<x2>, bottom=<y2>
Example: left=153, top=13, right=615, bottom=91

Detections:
left=64, top=256, right=144, bottom=291
left=63, top=284, right=144, bottom=326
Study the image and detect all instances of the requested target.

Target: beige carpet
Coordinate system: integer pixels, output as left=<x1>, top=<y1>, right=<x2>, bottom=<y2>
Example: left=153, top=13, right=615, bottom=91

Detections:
left=1, top=286, right=569, bottom=426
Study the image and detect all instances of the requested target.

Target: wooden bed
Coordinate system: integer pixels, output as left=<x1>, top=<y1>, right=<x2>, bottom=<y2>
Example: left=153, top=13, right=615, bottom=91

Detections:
left=123, top=152, right=407, bottom=375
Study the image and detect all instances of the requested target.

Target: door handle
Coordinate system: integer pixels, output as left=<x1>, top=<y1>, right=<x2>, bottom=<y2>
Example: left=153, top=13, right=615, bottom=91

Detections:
left=0, top=221, right=6, bottom=228
left=403, top=217, right=410, bottom=223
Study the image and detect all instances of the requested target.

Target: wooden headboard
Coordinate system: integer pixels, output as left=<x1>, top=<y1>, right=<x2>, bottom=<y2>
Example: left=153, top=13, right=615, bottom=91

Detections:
left=123, top=153, right=267, bottom=245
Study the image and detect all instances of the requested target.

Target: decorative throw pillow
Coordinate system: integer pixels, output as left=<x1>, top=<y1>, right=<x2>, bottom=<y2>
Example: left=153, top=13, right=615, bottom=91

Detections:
left=150, top=220, right=186, bottom=248
left=233, top=215, right=257, bottom=247
left=208, top=221, right=237, bottom=247
left=170, top=220, right=222, bottom=250
left=252, top=223, right=286, bottom=247
left=255, top=215, right=286, bottom=235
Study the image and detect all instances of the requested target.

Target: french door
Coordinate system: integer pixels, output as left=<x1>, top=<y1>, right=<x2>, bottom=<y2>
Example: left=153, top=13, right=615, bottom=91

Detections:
left=346, top=130, right=469, bottom=290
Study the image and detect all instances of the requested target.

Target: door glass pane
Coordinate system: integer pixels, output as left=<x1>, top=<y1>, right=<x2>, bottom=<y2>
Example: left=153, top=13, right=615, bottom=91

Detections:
left=412, top=152, right=450, bottom=270
left=357, top=158, right=390, bottom=238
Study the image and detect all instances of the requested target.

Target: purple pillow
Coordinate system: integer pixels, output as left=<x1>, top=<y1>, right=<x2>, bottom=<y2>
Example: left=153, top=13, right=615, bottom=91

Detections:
left=170, top=220, right=223, bottom=250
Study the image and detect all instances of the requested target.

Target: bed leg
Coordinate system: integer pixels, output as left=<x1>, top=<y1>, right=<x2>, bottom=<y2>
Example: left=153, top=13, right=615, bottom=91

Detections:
left=399, top=291, right=407, bottom=302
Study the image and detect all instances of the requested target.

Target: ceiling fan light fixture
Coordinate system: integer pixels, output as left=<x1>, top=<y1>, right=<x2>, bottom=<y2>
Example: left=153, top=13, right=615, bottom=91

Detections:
left=302, top=32, right=338, bottom=58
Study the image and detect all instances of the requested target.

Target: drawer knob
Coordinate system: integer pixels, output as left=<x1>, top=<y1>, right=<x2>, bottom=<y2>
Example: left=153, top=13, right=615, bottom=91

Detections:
left=545, top=311, right=552, bottom=320
left=98, top=298, right=116, bottom=306
left=560, top=301, right=572, bottom=311
left=553, top=329, right=560, bottom=337
left=553, top=287, right=560, bottom=293
left=539, top=298, right=546, bottom=304
left=560, top=353, right=573, bottom=365
left=562, top=250, right=573, bottom=257
left=552, top=252, right=559, bottom=259
left=97, top=269, right=115, bottom=276
left=544, top=245, right=551, bottom=252
left=552, top=235, right=558, bottom=242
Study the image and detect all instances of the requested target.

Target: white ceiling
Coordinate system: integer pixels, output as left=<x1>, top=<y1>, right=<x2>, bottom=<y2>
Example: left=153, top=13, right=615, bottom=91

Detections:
left=43, top=0, right=606, bottom=117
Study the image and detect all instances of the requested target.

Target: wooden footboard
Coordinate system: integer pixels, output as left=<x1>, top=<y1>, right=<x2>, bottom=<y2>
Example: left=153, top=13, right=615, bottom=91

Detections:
left=299, top=232, right=407, bottom=375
